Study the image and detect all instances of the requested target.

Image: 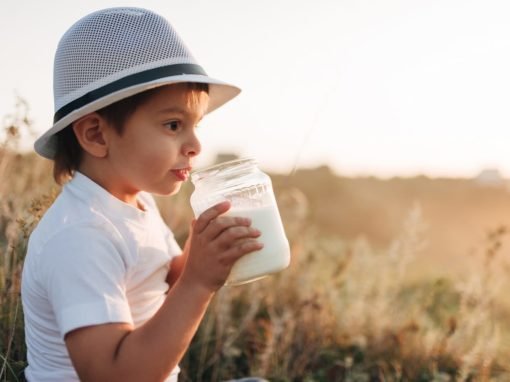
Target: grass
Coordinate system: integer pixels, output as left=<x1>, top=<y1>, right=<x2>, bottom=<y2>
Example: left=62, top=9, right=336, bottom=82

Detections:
left=1, top=100, right=510, bottom=381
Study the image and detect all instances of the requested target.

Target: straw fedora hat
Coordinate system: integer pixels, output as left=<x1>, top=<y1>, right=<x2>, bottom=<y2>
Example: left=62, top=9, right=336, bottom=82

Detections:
left=34, top=7, right=241, bottom=159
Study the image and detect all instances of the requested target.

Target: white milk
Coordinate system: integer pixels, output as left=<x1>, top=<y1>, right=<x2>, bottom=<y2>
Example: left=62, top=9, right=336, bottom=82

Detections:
left=225, top=204, right=290, bottom=285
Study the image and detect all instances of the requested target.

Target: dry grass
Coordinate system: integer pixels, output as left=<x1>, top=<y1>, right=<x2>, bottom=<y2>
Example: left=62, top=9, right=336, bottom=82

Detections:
left=178, top=202, right=510, bottom=381
left=1, top=100, right=510, bottom=381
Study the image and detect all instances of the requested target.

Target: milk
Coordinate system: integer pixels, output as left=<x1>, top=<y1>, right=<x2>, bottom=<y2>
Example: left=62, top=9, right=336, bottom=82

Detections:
left=224, top=204, right=290, bottom=285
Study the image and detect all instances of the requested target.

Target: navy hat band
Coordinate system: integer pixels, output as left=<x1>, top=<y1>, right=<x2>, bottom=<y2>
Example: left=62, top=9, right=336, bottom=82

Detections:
left=53, top=63, right=207, bottom=123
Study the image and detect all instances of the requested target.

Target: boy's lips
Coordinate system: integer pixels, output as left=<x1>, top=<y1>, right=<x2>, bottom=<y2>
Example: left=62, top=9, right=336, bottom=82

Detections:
left=171, top=167, right=191, bottom=181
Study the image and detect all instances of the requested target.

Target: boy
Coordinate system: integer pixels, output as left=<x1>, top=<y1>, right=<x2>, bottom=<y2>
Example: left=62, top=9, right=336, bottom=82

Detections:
left=21, top=7, right=264, bottom=382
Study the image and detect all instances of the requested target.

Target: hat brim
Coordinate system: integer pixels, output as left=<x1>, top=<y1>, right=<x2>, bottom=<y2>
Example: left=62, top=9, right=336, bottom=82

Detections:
left=34, top=74, right=240, bottom=159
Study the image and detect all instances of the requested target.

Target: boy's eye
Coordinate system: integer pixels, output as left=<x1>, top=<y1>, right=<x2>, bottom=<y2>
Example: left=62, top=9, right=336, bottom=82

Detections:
left=164, top=120, right=181, bottom=132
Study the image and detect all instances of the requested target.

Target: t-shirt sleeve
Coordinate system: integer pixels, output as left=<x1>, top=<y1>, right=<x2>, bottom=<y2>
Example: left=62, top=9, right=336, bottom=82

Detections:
left=40, top=223, right=133, bottom=339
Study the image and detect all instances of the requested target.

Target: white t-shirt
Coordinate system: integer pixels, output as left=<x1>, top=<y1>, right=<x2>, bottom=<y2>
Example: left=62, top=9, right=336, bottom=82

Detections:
left=21, top=172, right=182, bottom=382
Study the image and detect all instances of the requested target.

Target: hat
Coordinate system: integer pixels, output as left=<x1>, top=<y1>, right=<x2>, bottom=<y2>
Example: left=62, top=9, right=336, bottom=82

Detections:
left=34, top=7, right=241, bottom=159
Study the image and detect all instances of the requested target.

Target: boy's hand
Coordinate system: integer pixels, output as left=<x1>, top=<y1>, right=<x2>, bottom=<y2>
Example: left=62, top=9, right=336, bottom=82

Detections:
left=180, top=201, right=263, bottom=292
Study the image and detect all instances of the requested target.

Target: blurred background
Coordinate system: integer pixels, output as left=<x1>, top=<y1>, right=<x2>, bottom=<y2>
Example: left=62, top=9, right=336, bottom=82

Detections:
left=2, top=0, right=510, bottom=380
left=4, top=0, right=510, bottom=177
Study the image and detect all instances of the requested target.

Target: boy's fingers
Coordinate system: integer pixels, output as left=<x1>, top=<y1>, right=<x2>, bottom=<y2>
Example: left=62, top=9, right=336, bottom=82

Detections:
left=222, top=240, right=264, bottom=264
left=214, top=226, right=260, bottom=247
left=206, top=216, right=253, bottom=241
left=194, top=201, right=231, bottom=234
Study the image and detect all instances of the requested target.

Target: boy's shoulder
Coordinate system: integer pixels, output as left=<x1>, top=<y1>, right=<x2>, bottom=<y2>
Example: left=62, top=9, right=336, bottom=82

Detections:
left=30, top=185, right=119, bottom=250
left=29, top=178, right=166, bottom=258
left=37, top=174, right=159, bottom=230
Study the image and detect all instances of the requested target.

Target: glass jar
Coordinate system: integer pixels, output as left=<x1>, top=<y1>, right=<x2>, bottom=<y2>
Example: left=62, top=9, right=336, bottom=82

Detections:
left=190, top=158, right=290, bottom=286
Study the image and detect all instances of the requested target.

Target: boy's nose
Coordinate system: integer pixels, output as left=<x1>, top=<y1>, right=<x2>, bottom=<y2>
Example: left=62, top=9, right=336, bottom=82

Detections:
left=182, top=131, right=202, bottom=157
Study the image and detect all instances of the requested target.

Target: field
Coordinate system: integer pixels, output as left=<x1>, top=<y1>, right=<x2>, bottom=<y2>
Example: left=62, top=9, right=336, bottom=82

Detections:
left=1, top=102, right=510, bottom=381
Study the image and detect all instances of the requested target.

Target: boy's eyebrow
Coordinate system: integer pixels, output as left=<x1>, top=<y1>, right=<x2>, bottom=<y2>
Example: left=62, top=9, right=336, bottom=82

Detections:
left=157, top=107, right=187, bottom=115
left=157, top=106, right=205, bottom=121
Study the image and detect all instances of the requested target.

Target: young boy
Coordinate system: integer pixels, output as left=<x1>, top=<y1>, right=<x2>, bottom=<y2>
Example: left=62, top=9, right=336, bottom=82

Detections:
left=21, top=7, right=265, bottom=382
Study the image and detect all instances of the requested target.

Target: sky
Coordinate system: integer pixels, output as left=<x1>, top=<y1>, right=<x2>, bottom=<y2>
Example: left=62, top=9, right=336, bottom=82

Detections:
left=2, top=0, right=510, bottom=178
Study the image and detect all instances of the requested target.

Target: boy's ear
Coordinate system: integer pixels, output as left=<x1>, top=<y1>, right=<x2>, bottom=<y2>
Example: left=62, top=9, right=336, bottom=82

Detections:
left=72, top=113, right=109, bottom=158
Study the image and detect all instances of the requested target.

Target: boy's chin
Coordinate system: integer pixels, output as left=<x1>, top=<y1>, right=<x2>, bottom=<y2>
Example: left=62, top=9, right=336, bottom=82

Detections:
left=154, top=182, right=183, bottom=197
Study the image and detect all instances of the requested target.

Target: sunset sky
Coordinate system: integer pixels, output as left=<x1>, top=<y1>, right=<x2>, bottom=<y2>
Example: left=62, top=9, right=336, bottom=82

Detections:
left=2, top=0, right=510, bottom=178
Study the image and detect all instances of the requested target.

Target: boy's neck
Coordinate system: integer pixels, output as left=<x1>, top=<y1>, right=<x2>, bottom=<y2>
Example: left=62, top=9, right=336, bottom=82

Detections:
left=77, top=162, right=142, bottom=210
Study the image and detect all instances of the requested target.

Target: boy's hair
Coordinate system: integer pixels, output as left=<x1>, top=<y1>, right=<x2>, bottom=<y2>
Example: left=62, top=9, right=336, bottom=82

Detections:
left=53, top=82, right=209, bottom=185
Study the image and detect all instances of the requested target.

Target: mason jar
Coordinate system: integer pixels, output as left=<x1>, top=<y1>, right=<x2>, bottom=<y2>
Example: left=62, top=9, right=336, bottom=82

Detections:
left=190, top=158, right=291, bottom=286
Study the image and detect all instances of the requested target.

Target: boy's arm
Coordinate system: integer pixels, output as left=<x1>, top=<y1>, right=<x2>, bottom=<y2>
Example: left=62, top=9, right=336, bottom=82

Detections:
left=65, top=201, right=262, bottom=382
left=65, top=278, right=212, bottom=382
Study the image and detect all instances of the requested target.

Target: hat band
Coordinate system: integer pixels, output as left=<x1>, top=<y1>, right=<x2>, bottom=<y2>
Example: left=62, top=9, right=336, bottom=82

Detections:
left=53, top=63, right=207, bottom=123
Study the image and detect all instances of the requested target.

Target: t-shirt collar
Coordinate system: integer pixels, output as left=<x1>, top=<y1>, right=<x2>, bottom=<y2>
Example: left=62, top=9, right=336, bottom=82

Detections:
left=67, top=171, right=149, bottom=222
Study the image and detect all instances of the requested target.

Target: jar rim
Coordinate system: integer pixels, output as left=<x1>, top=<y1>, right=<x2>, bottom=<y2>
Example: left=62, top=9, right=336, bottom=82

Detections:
left=191, top=157, right=257, bottom=183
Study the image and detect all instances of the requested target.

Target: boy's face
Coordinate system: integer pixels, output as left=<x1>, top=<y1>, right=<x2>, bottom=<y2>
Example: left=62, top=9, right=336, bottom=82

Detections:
left=105, top=83, right=208, bottom=200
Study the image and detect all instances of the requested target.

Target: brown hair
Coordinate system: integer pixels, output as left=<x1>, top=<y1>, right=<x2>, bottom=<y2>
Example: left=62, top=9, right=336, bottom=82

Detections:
left=53, top=82, right=209, bottom=184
